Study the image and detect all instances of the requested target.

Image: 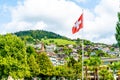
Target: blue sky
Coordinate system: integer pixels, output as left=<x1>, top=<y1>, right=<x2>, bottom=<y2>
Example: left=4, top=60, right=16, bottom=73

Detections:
left=0, top=0, right=18, bottom=23
left=0, top=0, right=119, bottom=44
left=72, top=0, right=100, bottom=9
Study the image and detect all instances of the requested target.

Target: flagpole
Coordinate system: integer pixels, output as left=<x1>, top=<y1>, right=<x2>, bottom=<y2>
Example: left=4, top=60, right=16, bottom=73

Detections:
left=81, top=9, right=84, bottom=80
left=72, top=9, right=84, bottom=80
left=77, top=9, right=84, bottom=80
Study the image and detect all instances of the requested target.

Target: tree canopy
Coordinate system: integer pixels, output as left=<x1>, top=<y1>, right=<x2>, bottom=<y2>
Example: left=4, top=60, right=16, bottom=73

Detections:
left=116, top=12, right=120, bottom=48
left=0, top=34, right=30, bottom=79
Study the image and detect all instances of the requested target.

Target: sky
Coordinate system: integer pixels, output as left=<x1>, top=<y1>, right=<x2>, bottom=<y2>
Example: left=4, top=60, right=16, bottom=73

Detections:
left=0, top=0, right=120, bottom=44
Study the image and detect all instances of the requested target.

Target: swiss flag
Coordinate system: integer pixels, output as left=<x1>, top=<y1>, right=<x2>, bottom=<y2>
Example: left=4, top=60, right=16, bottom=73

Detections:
left=72, top=13, right=83, bottom=34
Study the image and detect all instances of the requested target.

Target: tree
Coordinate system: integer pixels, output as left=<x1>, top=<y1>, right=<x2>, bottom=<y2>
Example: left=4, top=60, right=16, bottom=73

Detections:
left=25, top=46, right=40, bottom=79
left=116, top=12, right=120, bottom=49
left=89, top=57, right=101, bottom=80
left=54, top=65, right=74, bottom=80
left=63, top=46, right=72, bottom=56
left=0, top=34, right=30, bottom=79
left=84, top=59, right=90, bottom=80
left=99, top=67, right=114, bottom=80
left=26, top=46, right=36, bottom=56
left=109, top=62, right=120, bottom=80
left=73, top=62, right=82, bottom=79
left=99, top=68, right=108, bottom=80
left=67, top=57, right=77, bottom=67
left=95, top=49, right=108, bottom=57
left=27, top=54, right=40, bottom=79
left=37, top=52, right=54, bottom=80
left=67, top=56, right=82, bottom=80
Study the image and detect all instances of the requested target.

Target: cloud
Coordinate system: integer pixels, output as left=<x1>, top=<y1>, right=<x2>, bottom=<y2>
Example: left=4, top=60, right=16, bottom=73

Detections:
left=1, top=21, right=47, bottom=34
left=1, top=0, right=120, bottom=44
left=4, top=0, right=83, bottom=35
left=74, top=0, right=86, bottom=3
left=81, top=0, right=119, bottom=44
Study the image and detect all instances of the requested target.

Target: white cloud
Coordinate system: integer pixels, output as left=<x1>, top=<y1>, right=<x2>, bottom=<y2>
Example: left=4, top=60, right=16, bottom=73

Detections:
left=2, top=0, right=120, bottom=44
left=74, top=0, right=86, bottom=3
left=82, top=0, right=119, bottom=44
left=5, top=0, right=83, bottom=36
left=1, top=21, right=47, bottom=34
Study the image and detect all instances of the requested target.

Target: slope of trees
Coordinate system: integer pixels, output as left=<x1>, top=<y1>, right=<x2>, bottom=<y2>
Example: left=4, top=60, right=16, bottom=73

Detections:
left=14, top=30, right=68, bottom=42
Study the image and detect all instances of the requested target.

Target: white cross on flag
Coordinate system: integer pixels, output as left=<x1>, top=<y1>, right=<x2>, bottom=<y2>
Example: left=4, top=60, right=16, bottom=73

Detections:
left=72, top=13, right=83, bottom=34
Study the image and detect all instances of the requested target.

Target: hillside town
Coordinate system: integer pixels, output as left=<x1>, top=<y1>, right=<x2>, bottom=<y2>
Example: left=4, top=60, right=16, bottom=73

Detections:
left=31, top=41, right=120, bottom=79
left=1, top=31, right=120, bottom=80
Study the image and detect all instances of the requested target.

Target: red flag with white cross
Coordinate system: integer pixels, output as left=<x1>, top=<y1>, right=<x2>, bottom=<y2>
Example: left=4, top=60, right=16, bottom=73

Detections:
left=72, top=13, right=83, bottom=34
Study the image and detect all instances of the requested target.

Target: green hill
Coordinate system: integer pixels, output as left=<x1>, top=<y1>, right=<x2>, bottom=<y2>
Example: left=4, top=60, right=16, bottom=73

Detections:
left=13, top=30, right=118, bottom=57
left=14, top=30, right=69, bottom=42
left=14, top=30, right=96, bottom=45
left=14, top=30, right=112, bottom=46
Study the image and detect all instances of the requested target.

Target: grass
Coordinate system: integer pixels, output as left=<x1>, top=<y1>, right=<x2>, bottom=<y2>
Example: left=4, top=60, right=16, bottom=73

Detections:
left=42, top=39, right=76, bottom=45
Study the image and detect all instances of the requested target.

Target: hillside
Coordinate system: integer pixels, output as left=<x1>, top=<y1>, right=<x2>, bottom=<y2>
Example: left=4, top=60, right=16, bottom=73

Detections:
left=14, top=30, right=94, bottom=45
left=42, top=39, right=76, bottom=45
left=13, top=30, right=119, bottom=56
left=14, top=30, right=69, bottom=42
left=14, top=30, right=111, bottom=45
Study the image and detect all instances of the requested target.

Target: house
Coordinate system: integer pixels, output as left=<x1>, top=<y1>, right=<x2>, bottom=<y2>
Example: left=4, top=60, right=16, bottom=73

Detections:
left=47, top=52, right=66, bottom=66
left=68, top=44, right=73, bottom=48
left=46, top=44, right=56, bottom=52
left=34, top=43, right=42, bottom=49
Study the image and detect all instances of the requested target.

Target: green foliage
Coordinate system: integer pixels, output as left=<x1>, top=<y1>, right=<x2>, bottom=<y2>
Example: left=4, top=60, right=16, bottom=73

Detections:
left=73, top=62, right=82, bottom=79
left=66, top=56, right=82, bottom=79
left=89, top=57, right=101, bottom=67
left=99, top=68, right=114, bottom=80
left=26, top=46, right=36, bottom=56
left=89, top=57, right=101, bottom=80
left=109, top=62, right=120, bottom=72
left=28, top=54, right=40, bottom=77
left=25, top=46, right=40, bottom=79
left=63, top=46, right=72, bottom=55
left=83, top=39, right=93, bottom=45
left=67, top=57, right=77, bottom=67
left=14, top=30, right=68, bottom=42
left=55, top=65, right=74, bottom=78
left=76, top=38, right=93, bottom=45
left=95, top=49, right=108, bottom=57
left=84, top=59, right=90, bottom=80
left=37, top=52, right=54, bottom=76
left=116, top=12, right=120, bottom=48
left=0, top=34, right=26, bottom=58
left=0, top=34, right=30, bottom=79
